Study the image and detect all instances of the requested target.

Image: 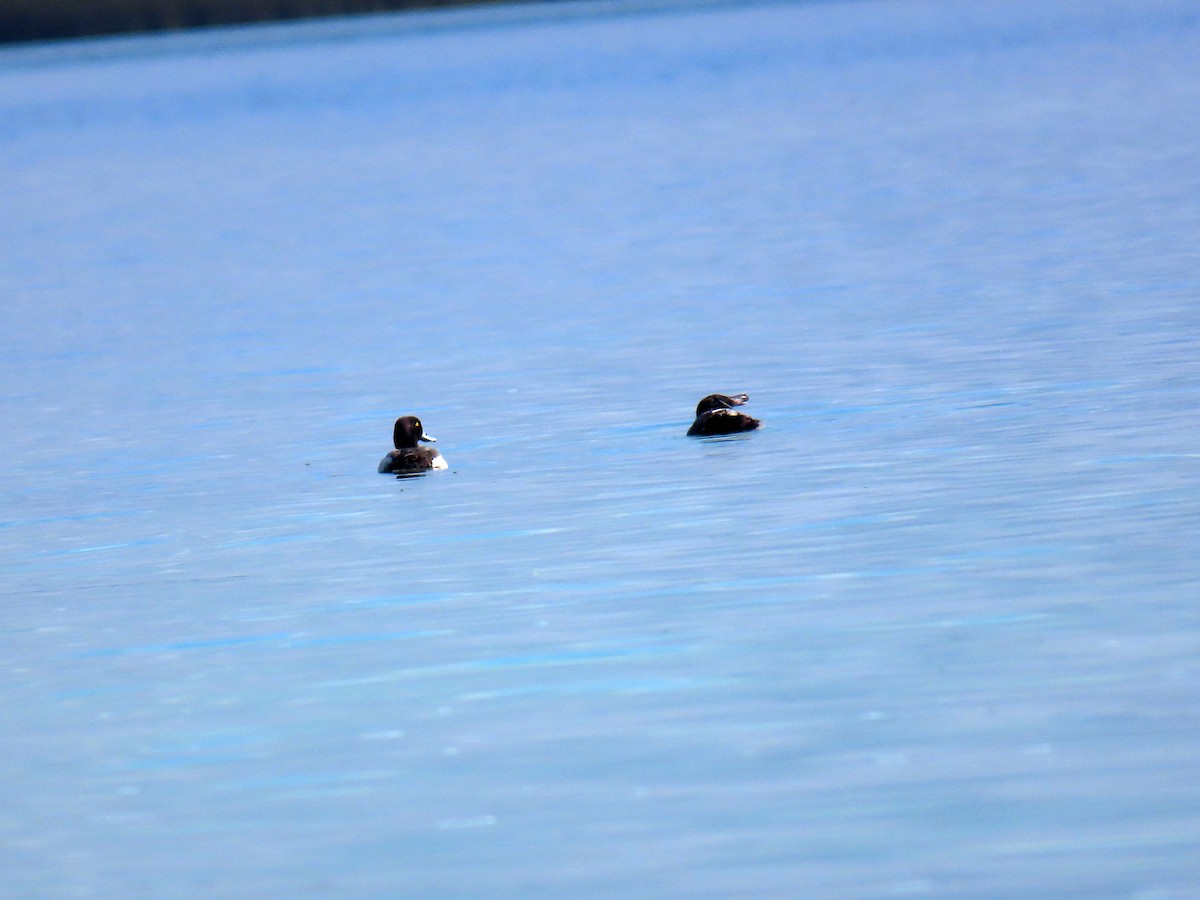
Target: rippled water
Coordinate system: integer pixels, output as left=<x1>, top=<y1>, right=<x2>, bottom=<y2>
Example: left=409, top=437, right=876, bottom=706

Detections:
left=2, top=0, right=1199, bottom=895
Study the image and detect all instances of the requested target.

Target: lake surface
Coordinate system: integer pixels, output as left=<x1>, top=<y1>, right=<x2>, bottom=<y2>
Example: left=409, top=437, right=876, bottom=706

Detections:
left=2, top=0, right=1199, bottom=895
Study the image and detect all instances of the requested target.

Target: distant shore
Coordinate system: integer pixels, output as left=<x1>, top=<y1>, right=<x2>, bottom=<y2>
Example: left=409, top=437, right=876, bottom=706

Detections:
left=0, top=0, right=514, bottom=45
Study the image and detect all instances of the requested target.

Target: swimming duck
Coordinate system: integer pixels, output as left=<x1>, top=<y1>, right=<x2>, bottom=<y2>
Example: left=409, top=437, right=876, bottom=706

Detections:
left=687, top=393, right=761, bottom=436
left=378, top=415, right=448, bottom=473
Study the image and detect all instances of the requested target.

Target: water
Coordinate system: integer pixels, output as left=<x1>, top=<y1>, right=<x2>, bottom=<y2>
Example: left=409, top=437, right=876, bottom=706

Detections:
left=2, top=0, right=1199, bottom=895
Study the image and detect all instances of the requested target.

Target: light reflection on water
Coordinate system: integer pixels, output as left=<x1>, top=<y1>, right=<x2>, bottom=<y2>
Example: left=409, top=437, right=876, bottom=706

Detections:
left=2, top=0, right=1200, bottom=896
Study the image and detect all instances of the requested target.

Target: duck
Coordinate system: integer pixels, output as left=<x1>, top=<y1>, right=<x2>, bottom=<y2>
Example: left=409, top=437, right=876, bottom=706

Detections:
left=687, top=393, right=761, bottom=436
left=378, top=415, right=448, bottom=474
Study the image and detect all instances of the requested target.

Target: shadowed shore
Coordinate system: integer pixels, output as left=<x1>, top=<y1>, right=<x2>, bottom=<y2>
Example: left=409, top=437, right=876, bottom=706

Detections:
left=0, top=0, right=515, bottom=44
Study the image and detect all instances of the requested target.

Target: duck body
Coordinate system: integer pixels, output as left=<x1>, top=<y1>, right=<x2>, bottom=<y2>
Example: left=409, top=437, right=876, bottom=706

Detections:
left=378, top=446, right=447, bottom=473
left=687, top=393, right=761, bottom=436
left=378, top=415, right=448, bottom=473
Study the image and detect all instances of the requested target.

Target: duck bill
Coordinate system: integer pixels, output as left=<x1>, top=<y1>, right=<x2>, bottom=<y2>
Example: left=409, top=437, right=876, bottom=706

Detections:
left=420, top=433, right=438, bottom=443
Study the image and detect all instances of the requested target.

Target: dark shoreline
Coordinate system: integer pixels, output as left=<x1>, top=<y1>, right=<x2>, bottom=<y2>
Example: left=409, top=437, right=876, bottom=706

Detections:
left=0, top=0, right=515, bottom=45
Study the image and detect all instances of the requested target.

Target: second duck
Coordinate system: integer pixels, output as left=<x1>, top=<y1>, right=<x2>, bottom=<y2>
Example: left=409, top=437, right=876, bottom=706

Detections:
left=687, top=393, right=761, bottom=436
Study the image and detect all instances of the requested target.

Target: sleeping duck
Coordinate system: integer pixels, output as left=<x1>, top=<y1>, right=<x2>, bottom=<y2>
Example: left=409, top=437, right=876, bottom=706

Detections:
left=687, top=393, right=761, bottom=436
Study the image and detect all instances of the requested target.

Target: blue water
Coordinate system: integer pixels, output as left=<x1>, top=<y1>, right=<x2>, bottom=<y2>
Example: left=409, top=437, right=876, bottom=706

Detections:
left=3, top=0, right=1199, bottom=895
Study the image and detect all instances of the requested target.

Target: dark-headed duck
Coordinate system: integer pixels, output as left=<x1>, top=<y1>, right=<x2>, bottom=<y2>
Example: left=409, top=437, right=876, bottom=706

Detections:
left=378, top=415, right=448, bottom=474
left=687, top=393, right=761, bottom=436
